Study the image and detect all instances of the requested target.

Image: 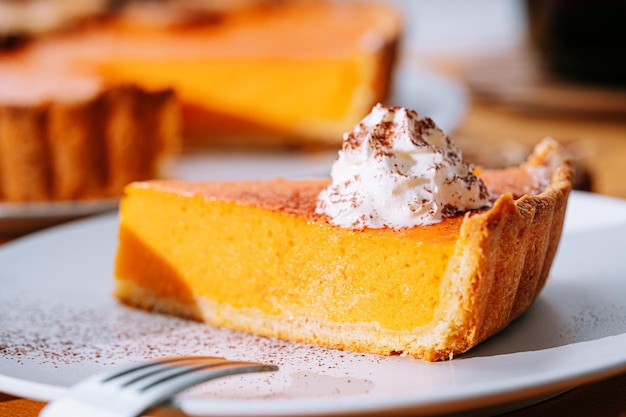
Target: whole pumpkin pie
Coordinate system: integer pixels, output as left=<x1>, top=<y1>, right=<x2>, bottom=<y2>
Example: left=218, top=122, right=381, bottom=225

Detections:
left=1, top=0, right=401, bottom=147
left=114, top=105, right=573, bottom=361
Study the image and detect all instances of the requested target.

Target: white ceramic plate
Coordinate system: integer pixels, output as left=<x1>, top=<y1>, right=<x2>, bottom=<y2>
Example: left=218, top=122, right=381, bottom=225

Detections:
left=1, top=191, right=625, bottom=416
left=0, top=198, right=119, bottom=237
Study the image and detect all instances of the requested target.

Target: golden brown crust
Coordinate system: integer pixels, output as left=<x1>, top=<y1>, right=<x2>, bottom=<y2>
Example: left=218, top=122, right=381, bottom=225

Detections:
left=47, top=96, right=108, bottom=199
left=116, top=138, right=573, bottom=361
left=425, top=138, right=573, bottom=360
left=103, top=86, right=181, bottom=196
left=0, top=85, right=181, bottom=202
left=0, top=104, right=51, bottom=201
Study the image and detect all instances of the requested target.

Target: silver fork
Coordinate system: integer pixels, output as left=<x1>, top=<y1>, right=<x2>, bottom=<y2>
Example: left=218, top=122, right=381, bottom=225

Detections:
left=39, top=355, right=278, bottom=417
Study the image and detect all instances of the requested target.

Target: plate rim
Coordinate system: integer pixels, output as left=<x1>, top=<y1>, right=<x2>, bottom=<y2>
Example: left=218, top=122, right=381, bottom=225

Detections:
left=175, top=334, right=626, bottom=416
left=0, top=197, right=120, bottom=219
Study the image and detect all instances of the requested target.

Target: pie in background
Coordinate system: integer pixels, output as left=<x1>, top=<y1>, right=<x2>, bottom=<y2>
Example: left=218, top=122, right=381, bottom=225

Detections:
left=1, top=0, right=402, bottom=149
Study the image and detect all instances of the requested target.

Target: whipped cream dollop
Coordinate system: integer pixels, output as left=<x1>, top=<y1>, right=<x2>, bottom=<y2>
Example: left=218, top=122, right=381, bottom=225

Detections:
left=316, top=104, right=491, bottom=229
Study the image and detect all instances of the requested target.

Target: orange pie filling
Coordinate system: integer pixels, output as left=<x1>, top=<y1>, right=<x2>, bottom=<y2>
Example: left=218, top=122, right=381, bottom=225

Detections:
left=115, top=181, right=464, bottom=332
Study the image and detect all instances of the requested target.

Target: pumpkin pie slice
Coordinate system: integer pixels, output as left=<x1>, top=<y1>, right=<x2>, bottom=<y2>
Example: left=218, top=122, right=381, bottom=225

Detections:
left=114, top=135, right=573, bottom=361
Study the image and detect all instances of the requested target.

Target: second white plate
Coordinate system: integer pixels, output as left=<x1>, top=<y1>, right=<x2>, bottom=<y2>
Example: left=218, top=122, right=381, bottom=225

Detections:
left=0, top=198, right=119, bottom=237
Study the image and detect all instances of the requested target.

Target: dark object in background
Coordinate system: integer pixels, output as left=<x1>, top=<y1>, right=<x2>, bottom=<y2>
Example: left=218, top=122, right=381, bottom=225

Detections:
left=526, top=0, right=626, bottom=86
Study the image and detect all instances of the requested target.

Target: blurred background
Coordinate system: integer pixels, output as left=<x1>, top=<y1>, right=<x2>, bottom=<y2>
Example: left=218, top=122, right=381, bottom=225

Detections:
left=399, top=0, right=625, bottom=200
left=399, top=0, right=526, bottom=58
left=1, top=3, right=626, bottom=416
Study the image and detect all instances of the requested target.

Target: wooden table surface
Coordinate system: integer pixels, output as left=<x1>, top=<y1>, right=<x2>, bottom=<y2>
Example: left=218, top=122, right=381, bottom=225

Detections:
left=1, top=58, right=625, bottom=417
